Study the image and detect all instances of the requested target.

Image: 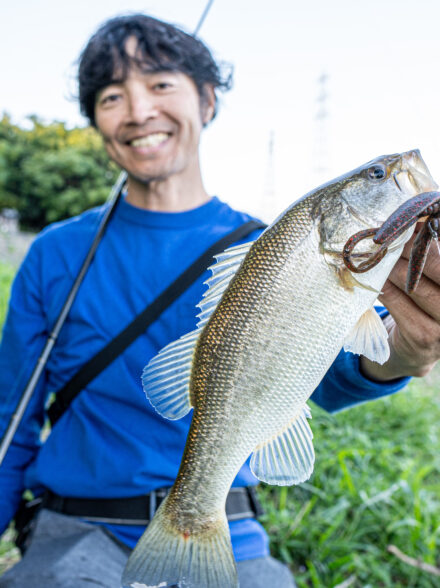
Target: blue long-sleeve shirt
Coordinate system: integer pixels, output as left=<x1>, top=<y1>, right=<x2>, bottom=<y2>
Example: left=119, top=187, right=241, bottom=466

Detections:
left=0, top=196, right=409, bottom=560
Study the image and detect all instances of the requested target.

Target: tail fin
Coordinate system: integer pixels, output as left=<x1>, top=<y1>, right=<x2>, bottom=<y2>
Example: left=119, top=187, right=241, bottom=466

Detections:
left=121, top=500, right=238, bottom=588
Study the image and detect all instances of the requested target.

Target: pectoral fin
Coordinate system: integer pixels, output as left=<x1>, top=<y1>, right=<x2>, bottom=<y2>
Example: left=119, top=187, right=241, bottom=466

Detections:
left=343, top=308, right=390, bottom=364
left=250, top=405, right=314, bottom=486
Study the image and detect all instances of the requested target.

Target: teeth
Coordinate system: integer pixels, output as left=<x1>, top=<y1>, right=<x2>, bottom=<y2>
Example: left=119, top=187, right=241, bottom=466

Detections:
left=131, top=133, right=169, bottom=147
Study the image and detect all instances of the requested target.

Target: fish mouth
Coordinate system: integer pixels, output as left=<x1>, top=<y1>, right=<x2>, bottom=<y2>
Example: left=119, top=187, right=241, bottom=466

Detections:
left=393, top=149, right=438, bottom=196
left=393, top=171, right=412, bottom=194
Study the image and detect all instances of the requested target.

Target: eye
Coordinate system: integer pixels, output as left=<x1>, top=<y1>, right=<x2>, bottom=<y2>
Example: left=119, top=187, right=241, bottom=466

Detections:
left=98, top=93, right=122, bottom=107
left=153, top=82, right=173, bottom=91
left=366, top=164, right=388, bottom=182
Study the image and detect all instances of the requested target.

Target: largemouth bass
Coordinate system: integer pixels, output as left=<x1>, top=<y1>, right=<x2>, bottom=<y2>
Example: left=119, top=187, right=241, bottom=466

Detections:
left=123, top=149, right=437, bottom=588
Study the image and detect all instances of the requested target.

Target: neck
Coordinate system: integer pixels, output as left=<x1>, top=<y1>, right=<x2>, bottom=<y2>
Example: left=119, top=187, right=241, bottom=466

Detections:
left=125, top=169, right=210, bottom=212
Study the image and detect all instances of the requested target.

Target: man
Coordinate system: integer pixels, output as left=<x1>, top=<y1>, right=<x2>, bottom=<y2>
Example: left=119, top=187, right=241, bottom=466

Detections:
left=1, top=13, right=440, bottom=588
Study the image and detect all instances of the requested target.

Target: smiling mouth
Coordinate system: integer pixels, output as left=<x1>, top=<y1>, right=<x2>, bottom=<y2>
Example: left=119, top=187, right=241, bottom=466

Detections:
left=129, top=133, right=170, bottom=148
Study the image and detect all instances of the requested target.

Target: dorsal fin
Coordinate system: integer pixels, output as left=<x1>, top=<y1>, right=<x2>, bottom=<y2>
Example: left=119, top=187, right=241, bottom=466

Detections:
left=142, top=239, right=255, bottom=420
left=196, top=240, right=255, bottom=329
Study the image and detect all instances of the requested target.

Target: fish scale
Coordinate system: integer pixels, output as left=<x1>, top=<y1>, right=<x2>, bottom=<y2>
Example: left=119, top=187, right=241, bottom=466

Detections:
left=123, top=149, right=438, bottom=588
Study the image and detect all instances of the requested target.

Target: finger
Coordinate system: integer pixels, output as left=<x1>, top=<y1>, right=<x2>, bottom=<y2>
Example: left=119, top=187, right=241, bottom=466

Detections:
left=378, top=279, right=438, bottom=341
left=385, top=257, right=440, bottom=323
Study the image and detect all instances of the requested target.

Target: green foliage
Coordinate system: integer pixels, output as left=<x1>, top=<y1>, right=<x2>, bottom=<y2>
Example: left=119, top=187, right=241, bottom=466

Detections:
left=258, top=377, right=440, bottom=586
left=0, top=264, right=23, bottom=574
left=0, top=113, right=119, bottom=230
left=0, top=263, right=15, bottom=331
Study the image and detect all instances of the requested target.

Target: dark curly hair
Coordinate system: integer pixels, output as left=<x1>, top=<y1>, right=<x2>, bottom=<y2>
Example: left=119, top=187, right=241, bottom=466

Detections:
left=78, top=14, right=233, bottom=126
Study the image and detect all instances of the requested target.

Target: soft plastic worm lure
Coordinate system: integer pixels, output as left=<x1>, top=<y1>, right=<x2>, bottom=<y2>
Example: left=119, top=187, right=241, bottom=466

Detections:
left=343, top=191, right=440, bottom=293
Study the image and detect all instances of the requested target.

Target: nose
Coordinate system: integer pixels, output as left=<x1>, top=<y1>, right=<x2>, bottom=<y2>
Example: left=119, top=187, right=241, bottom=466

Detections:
left=126, top=85, right=159, bottom=125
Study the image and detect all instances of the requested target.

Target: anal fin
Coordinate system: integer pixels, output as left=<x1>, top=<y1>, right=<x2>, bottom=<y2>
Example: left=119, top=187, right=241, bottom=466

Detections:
left=250, top=405, right=314, bottom=486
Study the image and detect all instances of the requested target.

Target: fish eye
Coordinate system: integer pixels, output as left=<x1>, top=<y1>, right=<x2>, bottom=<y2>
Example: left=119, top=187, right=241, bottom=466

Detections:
left=366, top=164, right=388, bottom=182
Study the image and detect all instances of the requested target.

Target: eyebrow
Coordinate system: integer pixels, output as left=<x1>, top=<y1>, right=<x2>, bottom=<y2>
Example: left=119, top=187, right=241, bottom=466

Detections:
left=102, top=69, right=178, bottom=92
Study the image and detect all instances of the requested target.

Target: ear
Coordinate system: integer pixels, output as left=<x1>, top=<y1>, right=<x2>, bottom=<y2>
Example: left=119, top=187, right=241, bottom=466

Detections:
left=201, top=84, right=216, bottom=125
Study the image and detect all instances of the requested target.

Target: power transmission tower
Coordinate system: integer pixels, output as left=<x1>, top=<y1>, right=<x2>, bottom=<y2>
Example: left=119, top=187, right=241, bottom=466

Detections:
left=312, top=72, right=330, bottom=185
left=261, top=130, right=277, bottom=222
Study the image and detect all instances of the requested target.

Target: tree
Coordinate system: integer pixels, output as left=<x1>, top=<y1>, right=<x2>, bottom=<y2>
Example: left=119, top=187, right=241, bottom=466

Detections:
left=0, top=114, right=119, bottom=230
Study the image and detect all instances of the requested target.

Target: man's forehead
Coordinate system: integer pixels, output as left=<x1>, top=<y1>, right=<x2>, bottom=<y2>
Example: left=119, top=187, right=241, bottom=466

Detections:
left=124, top=35, right=140, bottom=56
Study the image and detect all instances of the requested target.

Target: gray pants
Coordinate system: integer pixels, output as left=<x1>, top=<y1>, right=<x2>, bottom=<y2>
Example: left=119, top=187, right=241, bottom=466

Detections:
left=0, top=510, right=296, bottom=587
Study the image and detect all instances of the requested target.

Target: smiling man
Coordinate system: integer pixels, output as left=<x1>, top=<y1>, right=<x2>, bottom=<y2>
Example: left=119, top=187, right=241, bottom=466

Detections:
left=1, top=13, right=440, bottom=588
left=94, top=35, right=215, bottom=212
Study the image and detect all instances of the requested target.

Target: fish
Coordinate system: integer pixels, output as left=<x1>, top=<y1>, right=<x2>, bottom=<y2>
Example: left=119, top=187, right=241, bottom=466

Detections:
left=122, top=149, right=437, bottom=588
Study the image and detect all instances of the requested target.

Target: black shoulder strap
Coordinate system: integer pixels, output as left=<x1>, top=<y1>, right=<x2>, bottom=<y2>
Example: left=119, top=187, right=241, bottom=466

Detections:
left=47, top=220, right=267, bottom=426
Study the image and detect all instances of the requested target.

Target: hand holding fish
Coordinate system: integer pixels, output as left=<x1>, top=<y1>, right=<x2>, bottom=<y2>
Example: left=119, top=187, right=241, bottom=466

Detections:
left=342, top=190, right=440, bottom=381
left=361, top=224, right=440, bottom=381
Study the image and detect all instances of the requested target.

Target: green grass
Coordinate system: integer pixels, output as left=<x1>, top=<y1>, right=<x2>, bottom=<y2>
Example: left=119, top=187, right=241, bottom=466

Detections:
left=0, top=263, right=20, bottom=575
left=0, top=262, right=15, bottom=330
left=259, top=375, right=440, bottom=587
left=0, top=531, right=19, bottom=577
left=0, top=263, right=439, bottom=585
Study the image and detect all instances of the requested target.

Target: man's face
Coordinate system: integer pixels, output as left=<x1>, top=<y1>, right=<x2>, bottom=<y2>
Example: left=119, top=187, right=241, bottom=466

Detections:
left=94, top=41, right=214, bottom=185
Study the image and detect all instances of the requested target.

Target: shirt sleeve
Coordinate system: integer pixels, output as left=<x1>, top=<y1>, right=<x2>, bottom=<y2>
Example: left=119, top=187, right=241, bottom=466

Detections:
left=311, top=307, right=411, bottom=413
left=0, top=242, right=49, bottom=533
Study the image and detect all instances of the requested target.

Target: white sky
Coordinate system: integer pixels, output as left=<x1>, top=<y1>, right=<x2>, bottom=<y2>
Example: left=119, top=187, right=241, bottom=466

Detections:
left=2, top=0, right=440, bottom=221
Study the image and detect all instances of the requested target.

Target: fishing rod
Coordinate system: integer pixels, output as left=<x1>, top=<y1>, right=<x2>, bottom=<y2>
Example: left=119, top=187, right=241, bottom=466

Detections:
left=0, top=0, right=217, bottom=467
left=194, top=0, right=215, bottom=35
